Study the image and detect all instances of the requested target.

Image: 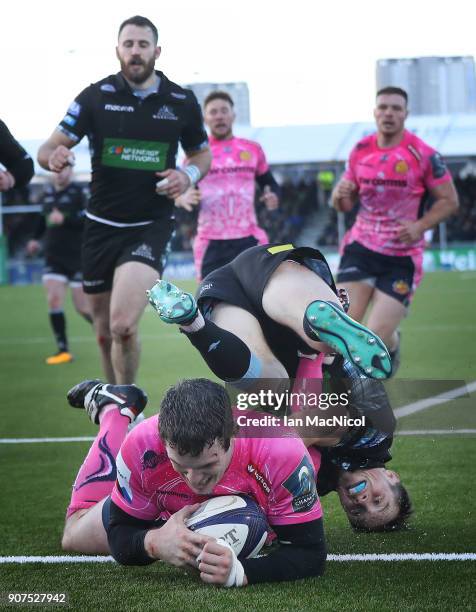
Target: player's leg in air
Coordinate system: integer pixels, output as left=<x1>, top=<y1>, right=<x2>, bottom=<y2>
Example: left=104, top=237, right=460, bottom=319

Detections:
left=148, top=245, right=391, bottom=380
left=61, top=381, right=147, bottom=553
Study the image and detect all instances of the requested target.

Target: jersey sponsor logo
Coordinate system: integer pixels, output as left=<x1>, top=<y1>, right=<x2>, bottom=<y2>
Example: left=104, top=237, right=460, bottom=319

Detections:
left=67, top=101, right=81, bottom=117
left=282, top=455, right=318, bottom=513
left=104, top=104, right=135, bottom=112
left=430, top=153, right=447, bottom=179
left=153, top=105, right=178, bottom=120
left=247, top=463, right=271, bottom=494
left=392, top=279, right=410, bottom=295
left=102, top=138, right=169, bottom=171
left=62, top=114, right=77, bottom=127
left=100, top=84, right=117, bottom=93
left=116, top=450, right=133, bottom=503
left=208, top=166, right=255, bottom=176
left=131, top=243, right=155, bottom=261
left=240, top=150, right=252, bottom=161
left=361, top=177, right=407, bottom=187
left=394, top=160, right=408, bottom=174
left=171, top=92, right=186, bottom=99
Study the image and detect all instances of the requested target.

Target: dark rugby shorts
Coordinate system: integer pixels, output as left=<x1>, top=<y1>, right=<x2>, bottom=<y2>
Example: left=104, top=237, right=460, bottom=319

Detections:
left=82, top=218, right=174, bottom=294
left=201, top=235, right=259, bottom=279
left=196, top=243, right=338, bottom=377
left=336, top=241, right=422, bottom=306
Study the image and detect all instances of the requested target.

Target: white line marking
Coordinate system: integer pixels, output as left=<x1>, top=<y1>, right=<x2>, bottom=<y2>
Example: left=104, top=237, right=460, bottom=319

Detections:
left=397, top=429, right=476, bottom=435
left=2, top=429, right=476, bottom=444
left=0, top=437, right=95, bottom=444
left=1, top=553, right=474, bottom=564
left=394, top=380, right=476, bottom=418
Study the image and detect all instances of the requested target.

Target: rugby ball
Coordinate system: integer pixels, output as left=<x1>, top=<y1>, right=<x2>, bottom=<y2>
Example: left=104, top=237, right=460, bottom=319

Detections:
left=185, top=495, right=268, bottom=559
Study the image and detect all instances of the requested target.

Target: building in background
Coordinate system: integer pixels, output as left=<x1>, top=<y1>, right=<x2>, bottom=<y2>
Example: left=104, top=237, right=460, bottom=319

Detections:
left=183, top=81, right=251, bottom=125
left=376, top=56, right=476, bottom=115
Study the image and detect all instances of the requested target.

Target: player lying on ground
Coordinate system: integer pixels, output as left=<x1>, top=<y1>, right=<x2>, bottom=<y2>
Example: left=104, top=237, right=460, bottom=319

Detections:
left=62, top=378, right=326, bottom=586
left=147, top=244, right=392, bottom=383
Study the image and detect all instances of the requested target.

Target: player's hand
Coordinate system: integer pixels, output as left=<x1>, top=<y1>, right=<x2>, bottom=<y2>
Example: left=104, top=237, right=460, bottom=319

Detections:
left=156, top=169, right=192, bottom=200
left=48, top=208, right=65, bottom=226
left=335, top=179, right=357, bottom=199
left=198, top=540, right=247, bottom=586
left=147, top=504, right=213, bottom=568
left=175, top=187, right=201, bottom=212
left=26, top=239, right=40, bottom=256
left=48, top=146, right=75, bottom=173
left=397, top=220, right=423, bottom=244
left=0, top=170, right=15, bottom=192
left=259, top=185, right=279, bottom=210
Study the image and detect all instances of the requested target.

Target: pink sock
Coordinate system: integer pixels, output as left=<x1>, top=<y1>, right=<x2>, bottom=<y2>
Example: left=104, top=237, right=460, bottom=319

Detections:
left=290, top=354, right=325, bottom=414
left=66, top=406, right=130, bottom=517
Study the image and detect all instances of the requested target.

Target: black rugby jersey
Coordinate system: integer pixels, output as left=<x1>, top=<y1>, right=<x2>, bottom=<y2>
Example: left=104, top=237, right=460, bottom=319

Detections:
left=34, top=182, right=86, bottom=258
left=58, top=71, right=208, bottom=224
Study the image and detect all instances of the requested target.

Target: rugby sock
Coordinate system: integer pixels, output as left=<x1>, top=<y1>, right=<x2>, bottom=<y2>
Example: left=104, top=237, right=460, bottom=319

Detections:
left=181, top=319, right=252, bottom=381
left=290, top=355, right=324, bottom=414
left=66, top=407, right=129, bottom=517
left=49, top=310, right=68, bottom=352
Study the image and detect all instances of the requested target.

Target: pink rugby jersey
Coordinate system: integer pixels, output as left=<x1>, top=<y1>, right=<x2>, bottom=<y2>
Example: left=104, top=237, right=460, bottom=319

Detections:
left=111, top=414, right=322, bottom=526
left=196, top=135, right=270, bottom=240
left=342, top=130, right=452, bottom=256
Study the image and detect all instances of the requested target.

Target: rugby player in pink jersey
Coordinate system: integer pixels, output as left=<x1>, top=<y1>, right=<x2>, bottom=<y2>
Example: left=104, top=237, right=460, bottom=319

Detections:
left=61, top=378, right=326, bottom=586
left=332, top=87, right=459, bottom=373
left=175, top=91, right=280, bottom=280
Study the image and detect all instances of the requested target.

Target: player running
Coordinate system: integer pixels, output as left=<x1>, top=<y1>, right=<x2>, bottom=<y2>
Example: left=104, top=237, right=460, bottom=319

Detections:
left=175, top=90, right=280, bottom=280
left=62, top=378, right=326, bottom=586
left=332, top=87, right=459, bottom=373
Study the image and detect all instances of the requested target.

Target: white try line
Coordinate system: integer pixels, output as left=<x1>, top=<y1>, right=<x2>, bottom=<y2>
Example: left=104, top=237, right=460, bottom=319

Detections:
left=393, top=380, right=476, bottom=418
left=1, top=553, right=475, bottom=564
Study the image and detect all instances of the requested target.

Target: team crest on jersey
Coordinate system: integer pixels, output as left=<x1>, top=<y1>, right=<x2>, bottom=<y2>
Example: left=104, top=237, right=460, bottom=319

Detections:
left=282, top=455, right=318, bottom=513
left=240, top=150, right=251, bottom=161
left=394, top=160, right=408, bottom=174
left=392, top=279, right=410, bottom=295
left=153, top=105, right=178, bottom=120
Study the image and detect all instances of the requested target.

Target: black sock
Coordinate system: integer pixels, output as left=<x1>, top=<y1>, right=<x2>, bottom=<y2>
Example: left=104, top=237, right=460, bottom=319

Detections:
left=181, top=319, right=251, bottom=381
left=49, top=311, right=68, bottom=352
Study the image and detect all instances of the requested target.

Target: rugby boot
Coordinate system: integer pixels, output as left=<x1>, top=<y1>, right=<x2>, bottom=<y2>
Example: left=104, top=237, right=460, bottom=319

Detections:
left=46, top=351, right=74, bottom=365
left=67, top=380, right=148, bottom=424
left=147, top=279, right=198, bottom=325
left=304, top=300, right=392, bottom=380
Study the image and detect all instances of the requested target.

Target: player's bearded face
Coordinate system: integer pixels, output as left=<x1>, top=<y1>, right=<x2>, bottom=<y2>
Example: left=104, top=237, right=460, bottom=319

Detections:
left=205, top=99, right=235, bottom=140
left=116, top=25, right=159, bottom=85
left=167, top=440, right=233, bottom=494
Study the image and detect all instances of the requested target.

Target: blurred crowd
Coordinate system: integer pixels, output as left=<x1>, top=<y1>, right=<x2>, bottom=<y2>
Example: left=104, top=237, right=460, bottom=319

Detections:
left=3, top=172, right=476, bottom=257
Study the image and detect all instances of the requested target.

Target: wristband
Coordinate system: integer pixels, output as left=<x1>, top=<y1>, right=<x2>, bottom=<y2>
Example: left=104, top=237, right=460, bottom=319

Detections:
left=183, top=164, right=201, bottom=186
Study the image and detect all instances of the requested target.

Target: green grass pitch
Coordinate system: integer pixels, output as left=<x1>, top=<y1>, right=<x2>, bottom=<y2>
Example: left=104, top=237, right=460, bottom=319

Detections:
left=0, top=271, right=475, bottom=611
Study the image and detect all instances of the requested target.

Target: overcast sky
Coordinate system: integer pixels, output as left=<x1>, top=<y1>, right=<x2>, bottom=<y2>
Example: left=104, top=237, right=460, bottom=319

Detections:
left=2, top=0, right=476, bottom=139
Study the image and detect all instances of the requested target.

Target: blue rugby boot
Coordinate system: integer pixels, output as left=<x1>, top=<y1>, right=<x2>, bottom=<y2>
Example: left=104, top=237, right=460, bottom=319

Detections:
left=67, top=380, right=148, bottom=424
left=147, top=279, right=198, bottom=325
left=304, top=300, right=392, bottom=379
